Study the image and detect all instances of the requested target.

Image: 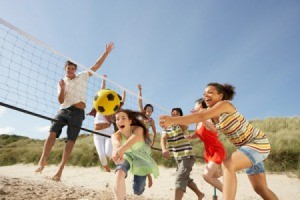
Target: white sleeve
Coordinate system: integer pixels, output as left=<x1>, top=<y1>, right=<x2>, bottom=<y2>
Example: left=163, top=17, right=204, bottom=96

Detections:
left=94, top=113, right=109, bottom=124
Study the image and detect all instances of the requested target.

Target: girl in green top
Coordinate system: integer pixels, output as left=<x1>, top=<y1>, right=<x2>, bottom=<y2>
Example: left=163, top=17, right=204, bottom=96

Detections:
left=111, top=109, right=159, bottom=200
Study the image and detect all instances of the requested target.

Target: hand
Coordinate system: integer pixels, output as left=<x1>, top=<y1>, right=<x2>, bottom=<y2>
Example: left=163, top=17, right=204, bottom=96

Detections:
left=138, top=84, right=142, bottom=91
left=112, top=149, right=124, bottom=164
left=59, top=79, right=65, bottom=90
left=190, top=108, right=198, bottom=113
left=184, top=134, right=191, bottom=139
left=159, top=115, right=173, bottom=128
left=106, top=42, right=114, bottom=54
left=162, top=150, right=170, bottom=159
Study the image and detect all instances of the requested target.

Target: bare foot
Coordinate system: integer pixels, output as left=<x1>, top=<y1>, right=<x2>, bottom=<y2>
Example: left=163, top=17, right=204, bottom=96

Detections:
left=35, top=161, right=48, bottom=173
left=103, top=165, right=111, bottom=172
left=198, top=192, right=205, bottom=200
left=52, top=172, right=62, bottom=182
left=147, top=174, right=153, bottom=188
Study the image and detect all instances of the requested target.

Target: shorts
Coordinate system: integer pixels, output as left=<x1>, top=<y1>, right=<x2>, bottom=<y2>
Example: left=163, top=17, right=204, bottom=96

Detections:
left=49, top=106, right=85, bottom=141
left=239, top=146, right=269, bottom=175
left=175, top=156, right=195, bottom=192
left=115, top=159, right=146, bottom=195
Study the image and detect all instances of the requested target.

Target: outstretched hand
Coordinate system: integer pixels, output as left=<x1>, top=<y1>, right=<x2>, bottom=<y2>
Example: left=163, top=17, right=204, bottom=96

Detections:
left=159, top=115, right=173, bottom=129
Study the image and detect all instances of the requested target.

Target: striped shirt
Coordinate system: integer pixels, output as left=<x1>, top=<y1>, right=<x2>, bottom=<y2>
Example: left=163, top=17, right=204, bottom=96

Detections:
left=216, top=110, right=271, bottom=154
left=162, top=125, right=194, bottom=159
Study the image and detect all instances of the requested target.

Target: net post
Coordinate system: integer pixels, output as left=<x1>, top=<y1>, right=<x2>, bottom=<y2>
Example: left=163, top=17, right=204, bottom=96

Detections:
left=212, top=187, right=218, bottom=200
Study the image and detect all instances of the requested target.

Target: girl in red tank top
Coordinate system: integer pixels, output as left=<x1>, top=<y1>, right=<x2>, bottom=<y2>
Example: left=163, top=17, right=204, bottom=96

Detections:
left=187, top=98, right=226, bottom=192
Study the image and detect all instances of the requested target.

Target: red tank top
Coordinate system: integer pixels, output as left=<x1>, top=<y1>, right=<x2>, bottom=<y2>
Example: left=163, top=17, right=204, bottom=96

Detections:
left=195, top=124, right=226, bottom=164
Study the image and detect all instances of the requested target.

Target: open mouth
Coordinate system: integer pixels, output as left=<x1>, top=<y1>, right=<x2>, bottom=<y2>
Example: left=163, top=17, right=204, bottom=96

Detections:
left=119, top=125, right=125, bottom=129
left=205, top=99, right=212, bottom=105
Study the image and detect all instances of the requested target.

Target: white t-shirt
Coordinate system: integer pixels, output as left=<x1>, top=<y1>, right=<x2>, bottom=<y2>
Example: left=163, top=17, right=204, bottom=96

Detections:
left=58, top=71, right=89, bottom=109
left=94, top=112, right=115, bottom=136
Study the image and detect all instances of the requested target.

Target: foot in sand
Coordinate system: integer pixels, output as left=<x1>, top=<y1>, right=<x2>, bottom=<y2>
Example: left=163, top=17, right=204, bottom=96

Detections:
left=103, top=165, right=111, bottom=172
left=198, top=192, right=205, bottom=200
left=35, top=161, right=48, bottom=173
left=52, top=172, right=62, bottom=182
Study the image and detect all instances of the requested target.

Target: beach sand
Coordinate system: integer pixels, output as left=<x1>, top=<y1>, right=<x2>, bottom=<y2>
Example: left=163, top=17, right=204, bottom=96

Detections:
left=0, top=164, right=299, bottom=200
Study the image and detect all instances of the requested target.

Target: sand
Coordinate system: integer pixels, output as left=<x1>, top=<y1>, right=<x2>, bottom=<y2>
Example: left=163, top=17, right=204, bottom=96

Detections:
left=0, top=164, right=299, bottom=200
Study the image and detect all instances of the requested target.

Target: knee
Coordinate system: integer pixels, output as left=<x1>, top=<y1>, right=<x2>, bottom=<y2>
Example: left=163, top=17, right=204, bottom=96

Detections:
left=202, top=170, right=210, bottom=182
left=115, top=169, right=126, bottom=178
left=222, top=159, right=235, bottom=173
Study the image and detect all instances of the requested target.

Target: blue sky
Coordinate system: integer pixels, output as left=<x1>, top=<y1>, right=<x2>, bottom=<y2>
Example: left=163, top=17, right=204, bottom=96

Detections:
left=0, top=1, right=299, bottom=139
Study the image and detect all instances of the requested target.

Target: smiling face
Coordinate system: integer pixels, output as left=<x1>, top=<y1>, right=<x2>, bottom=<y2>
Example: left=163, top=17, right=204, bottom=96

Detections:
left=65, top=64, right=77, bottom=79
left=204, top=85, right=223, bottom=107
left=115, top=111, right=132, bottom=131
left=145, top=106, right=153, bottom=116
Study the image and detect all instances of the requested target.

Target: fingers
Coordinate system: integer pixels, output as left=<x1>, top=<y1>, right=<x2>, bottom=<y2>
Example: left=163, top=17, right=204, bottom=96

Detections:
left=106, top=42, right=115, bottom=52
left=159, top=115, right=170, bottom=128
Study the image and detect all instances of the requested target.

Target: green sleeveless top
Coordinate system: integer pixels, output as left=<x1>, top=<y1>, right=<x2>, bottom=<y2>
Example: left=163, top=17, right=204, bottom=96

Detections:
left=121, top=133, right=159, bottom=178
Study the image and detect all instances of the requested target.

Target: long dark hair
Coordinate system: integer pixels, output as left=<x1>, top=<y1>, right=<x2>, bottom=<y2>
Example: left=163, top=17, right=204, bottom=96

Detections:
left=115, top=109, right=149, bottom=140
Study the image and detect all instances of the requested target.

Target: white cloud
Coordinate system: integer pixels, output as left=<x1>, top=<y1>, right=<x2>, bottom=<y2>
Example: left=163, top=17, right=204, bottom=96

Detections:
left=0, top=106, right=6, bottom=117
left=36, top=125, right=50, bottom=132
left=0, top=127, right=15, bottom=135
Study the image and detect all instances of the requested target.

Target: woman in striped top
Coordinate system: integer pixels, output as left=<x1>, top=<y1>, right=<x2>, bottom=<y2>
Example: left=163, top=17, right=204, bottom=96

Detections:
left=159, top=83, right=278, bottom=200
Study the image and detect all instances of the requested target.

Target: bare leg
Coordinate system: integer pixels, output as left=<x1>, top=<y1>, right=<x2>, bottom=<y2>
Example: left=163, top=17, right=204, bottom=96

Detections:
left=147, top=174, right=153, bottom=188
left=175, top=188, right=184, bottom=200
left=35, top=132, right=56, bottom=173
left=188, top=181, right=205, bottom=200
left=114, top=170, right=126, bottom=200
left=52, top=140, right=75, bottom=181
left=203, top=161, right=223, bottom=192
left=222, top=151, right=252, bottom=200
left=248, top=173, right=278, bottom=200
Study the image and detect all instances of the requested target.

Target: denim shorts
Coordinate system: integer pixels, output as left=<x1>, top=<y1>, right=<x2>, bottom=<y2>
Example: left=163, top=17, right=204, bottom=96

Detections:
left=49, top=106, right=85, bottom=141
left=239, top=146, right=269, bottom=175
left=115, top=159, right=146, bottom=195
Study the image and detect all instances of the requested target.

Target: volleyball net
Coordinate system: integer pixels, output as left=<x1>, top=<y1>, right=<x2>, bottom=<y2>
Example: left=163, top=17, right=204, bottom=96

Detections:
left=0, top=18, right=169, bottom=139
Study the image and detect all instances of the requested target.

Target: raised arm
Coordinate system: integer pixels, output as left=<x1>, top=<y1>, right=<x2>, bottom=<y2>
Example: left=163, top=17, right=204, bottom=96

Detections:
left=137, top=84, right=143, bottom=112
left=121, top=90, right=126, bottom=105
left=101, top=75, right=107, bottom=89
left=89, top=42, right=114, bottom=76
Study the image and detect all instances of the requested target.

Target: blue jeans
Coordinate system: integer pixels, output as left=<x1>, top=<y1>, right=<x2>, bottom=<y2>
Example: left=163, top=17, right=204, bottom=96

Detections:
left=115, top=160, right=146, bottom=195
